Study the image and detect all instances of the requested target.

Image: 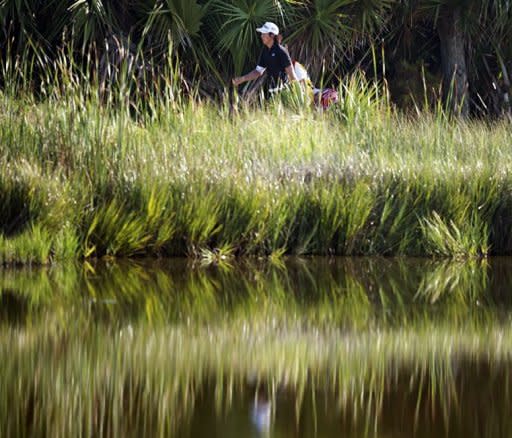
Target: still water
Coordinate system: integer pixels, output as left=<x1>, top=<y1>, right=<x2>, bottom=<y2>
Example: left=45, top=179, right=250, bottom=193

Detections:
left=2, top=257, right=512, bottom=437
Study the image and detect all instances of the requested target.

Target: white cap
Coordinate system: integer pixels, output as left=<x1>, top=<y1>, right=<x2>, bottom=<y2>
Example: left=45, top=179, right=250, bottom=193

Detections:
left=256, top=22, right=279, bottom=35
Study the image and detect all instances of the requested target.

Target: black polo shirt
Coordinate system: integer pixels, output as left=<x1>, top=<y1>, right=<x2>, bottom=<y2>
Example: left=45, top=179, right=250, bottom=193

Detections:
left=256, top=43, right=292, bottom=89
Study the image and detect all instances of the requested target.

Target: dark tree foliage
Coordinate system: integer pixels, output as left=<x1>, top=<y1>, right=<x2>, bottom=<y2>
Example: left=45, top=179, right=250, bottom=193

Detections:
left=1, top=0, right=511, bottom=116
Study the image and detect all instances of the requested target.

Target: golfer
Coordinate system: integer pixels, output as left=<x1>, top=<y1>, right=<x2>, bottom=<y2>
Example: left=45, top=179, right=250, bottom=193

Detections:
left=232, top=22, right=297, bottom=94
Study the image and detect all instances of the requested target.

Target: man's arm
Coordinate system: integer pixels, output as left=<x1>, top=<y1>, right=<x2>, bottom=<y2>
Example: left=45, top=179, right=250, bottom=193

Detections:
left=277, top=46, right=296, bottom=83
left=232, top=69, right=264, bottom=86
left=285, top=64, right=298, bottom=82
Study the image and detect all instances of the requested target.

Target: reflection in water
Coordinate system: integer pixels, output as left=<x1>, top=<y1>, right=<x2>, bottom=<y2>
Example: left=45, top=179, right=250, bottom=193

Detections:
left=1, top=258, right=512, bottom=437
left=251, top=390, right=272, bottom=435
left=0, top=257, right=498, bottom=327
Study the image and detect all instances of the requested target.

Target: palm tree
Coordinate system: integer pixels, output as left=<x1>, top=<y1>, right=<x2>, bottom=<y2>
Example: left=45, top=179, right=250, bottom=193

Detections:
left=1, top=0, right=511, bottom=115
left=284, top=0, right=352, bottom=79
left=389, top=0, right=512, bottom=116
left=283, top=0, right=395, bottom=80
left=138, top=0, right=207, bottom=53
left=68, top=0, right=120, bottom=51
left=0, top=0, right=69, bottom=52
left=465, top=0, right=512, bottom=116
left=205, top=0, right=285, bottom=76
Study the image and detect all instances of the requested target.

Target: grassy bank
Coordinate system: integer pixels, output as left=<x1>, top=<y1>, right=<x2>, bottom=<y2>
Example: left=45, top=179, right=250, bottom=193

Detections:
left=1, top=71, right=512, bottom=263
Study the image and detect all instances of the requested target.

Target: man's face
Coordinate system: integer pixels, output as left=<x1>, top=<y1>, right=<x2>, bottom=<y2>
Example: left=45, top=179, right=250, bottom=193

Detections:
left=260, top=33, right=273, bottom=46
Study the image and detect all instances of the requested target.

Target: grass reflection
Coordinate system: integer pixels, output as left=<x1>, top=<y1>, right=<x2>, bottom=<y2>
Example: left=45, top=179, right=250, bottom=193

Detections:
left=1, top=258, right=512, bottom=437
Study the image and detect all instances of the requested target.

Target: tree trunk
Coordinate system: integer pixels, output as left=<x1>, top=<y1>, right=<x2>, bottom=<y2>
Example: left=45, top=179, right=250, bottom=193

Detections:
left=438, top=6, right=469, bottom=116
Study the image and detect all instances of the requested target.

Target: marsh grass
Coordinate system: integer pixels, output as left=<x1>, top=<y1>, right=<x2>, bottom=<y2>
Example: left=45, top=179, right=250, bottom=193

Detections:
left=2, top=54, right=512, bottom=263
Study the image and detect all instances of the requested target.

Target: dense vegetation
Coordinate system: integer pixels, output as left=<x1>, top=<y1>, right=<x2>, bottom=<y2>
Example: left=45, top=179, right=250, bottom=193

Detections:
left=1, top=64, right=512, bottom=263
left=1, top=0, right=512, bottom=116
left=1, top=1, right=512, bottom=263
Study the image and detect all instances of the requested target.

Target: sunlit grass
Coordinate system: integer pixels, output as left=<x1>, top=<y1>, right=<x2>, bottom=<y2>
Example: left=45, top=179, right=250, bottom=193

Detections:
left=1, top=57, right=512, bottom=263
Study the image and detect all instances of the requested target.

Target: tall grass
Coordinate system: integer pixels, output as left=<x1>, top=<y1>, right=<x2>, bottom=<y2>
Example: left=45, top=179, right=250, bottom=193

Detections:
left=2, top=54, right=512, bottom=263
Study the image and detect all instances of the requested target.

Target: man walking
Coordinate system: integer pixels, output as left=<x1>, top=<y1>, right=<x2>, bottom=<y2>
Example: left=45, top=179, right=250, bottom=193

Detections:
left=232, top=22, right=297, bottom=94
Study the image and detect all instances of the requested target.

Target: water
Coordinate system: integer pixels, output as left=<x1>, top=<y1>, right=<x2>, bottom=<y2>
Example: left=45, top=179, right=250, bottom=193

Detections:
left=2, top=257, right=512, bottom=437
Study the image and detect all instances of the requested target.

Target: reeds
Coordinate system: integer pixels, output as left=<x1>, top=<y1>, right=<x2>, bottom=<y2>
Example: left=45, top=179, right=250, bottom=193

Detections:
left=2, top=55, right=512, bottom=263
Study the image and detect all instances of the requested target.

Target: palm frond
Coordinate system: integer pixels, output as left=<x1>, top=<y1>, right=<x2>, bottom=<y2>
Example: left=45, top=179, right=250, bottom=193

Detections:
left=211, top=0, right=285, bottom=74
left=68, top=0, right=118, bottom=50
left=285, top=0, right=355, bottom=78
